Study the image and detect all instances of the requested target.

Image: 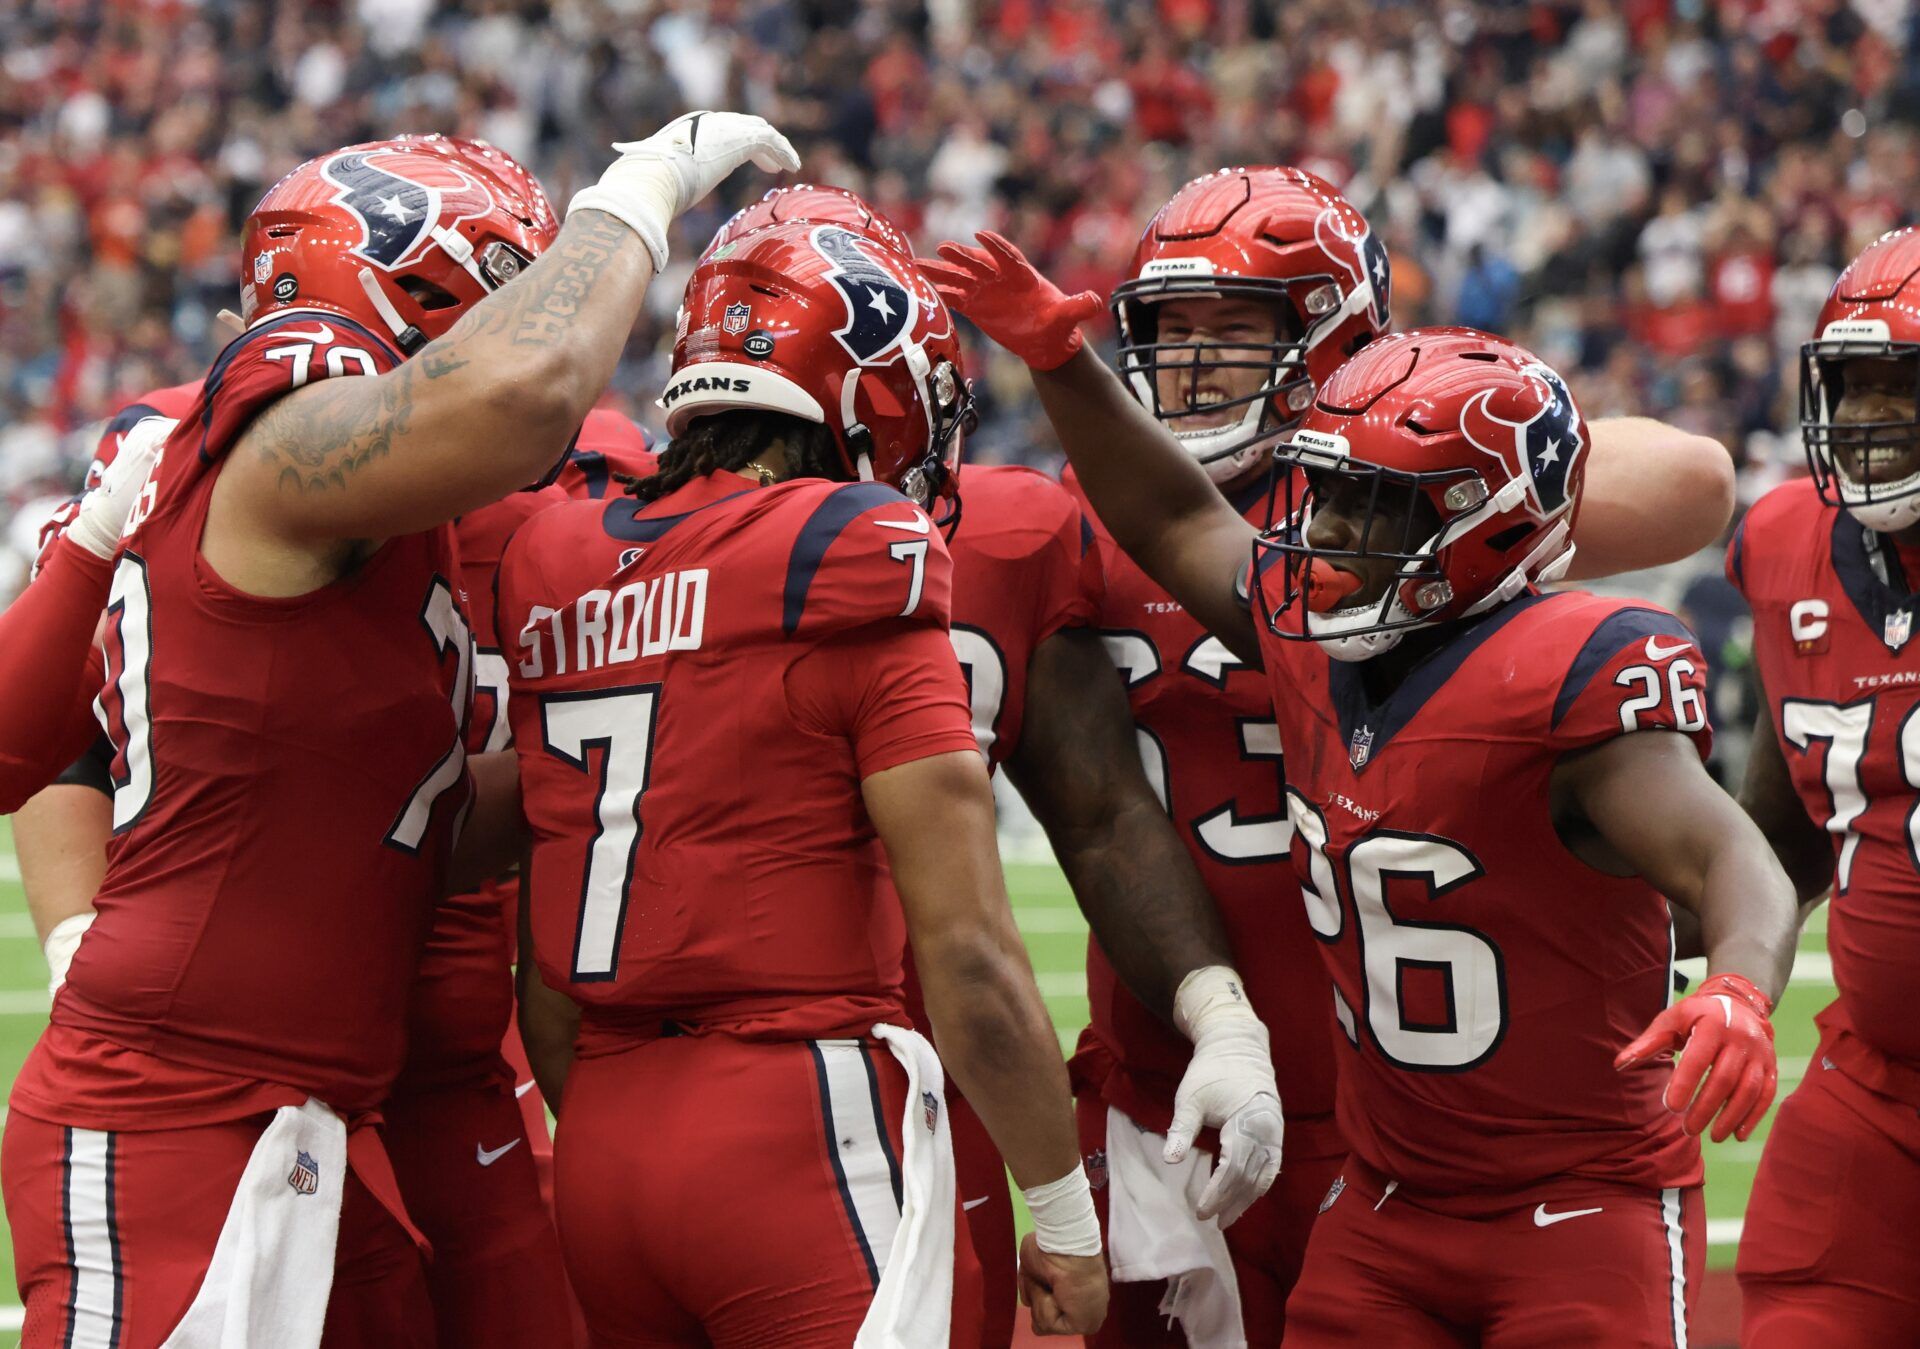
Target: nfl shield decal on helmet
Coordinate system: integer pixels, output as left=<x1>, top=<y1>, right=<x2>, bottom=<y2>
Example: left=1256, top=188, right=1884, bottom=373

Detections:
left=813, top=224, right=917, bottom=365
left=288, top=1149, right=320, bottom=1195
left=320, top=149, right=497, bottom=273
left=722, top=302, right=752, bottom=335
left=1313, top=206, right=1391, bottom=330
left=1461, top=362, right=1585, bottom=519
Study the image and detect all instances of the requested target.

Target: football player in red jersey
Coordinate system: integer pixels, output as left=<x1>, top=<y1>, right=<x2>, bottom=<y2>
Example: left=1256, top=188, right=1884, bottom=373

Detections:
left=0, top=114, right=796, bottom=1347
left=501, top=217, right=1111, bottom=1345
left=1733, top=227, right=1920, bottom=1344
left=700, top=187, right=1287, bottom=1349
left=927, top=171, right=1742, bottom=1344
left=929, top=237, right=1799, bottom=1343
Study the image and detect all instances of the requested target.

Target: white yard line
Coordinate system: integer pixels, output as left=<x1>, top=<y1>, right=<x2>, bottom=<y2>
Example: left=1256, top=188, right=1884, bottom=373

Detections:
left=1014, top=907, right=1088, bottom=935
left=0, top=912, right=36, bottom=939
left=1035, top=971, right=1088, bottom=1000
left=0, top=990, right=48, bottom=1014
left=0, top=855, right=18, bottom=883
left=1707, top=1217, right=1743, bottom=1246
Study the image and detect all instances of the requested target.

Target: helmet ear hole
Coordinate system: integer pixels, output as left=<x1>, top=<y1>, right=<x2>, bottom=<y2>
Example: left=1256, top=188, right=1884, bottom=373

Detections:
left=398, top=275, right=461, bottom=311
left=1484, top=523, right=1533, bottom=553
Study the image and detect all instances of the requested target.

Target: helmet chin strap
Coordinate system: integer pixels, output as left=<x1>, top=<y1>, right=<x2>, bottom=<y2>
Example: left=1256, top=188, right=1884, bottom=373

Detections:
left=356, top=268, right=425, bottom=353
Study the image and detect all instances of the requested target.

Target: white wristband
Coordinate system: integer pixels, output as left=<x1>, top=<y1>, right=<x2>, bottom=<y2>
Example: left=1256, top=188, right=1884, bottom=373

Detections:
left=1022, top=1165, right=1102, bottom=1257
left=1173, top=964, right=1259, bottom=1042
left=44, top=911, right=95, bottom=996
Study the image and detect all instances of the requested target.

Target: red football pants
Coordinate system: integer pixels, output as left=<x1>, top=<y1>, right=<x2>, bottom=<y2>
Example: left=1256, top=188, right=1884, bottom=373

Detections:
left=553, top=1033, right=982, bottom=1348
left=1738, top=1050, right=1920, bottom=1346
left=3, top=1110, right=433, bottom=1348
left=949, top=1088, right=1016, bottom=1348
left=384, top=1078, right=572, bottom=1349
left=1074, top=1089, right=1345, bottom=1346
left=1284, top=1155, right=1704, bottom=1347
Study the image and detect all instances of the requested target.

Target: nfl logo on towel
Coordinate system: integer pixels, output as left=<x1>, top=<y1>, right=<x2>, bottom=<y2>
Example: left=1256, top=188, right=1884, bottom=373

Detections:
left=921, top=1090, right=938, bottom=1133
left=288, top=1150, right=320, bottom=1196
left=722, top=302, right=751, bottom=335
left=1349, top=725, right=1374, bottom=770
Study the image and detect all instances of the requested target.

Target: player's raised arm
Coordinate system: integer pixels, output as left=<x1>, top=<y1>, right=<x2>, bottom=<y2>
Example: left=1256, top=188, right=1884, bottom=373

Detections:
left=1004, top=627, right=1282, bottom=1225
left=923, top=234, right=1260, bottom=663
left=1554, top=722, right=1798, bottom=1143
left=1567, top=418, right=1737, bottom=579
left=223, top=114, right=797, bottom=546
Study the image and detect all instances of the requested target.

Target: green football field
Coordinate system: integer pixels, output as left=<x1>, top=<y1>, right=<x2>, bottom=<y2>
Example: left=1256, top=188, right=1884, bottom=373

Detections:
left=0, top=835, right=1831, bottom=1345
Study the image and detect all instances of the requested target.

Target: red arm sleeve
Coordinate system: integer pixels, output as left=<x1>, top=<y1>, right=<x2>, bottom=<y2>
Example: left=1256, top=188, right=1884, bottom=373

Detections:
left=784, top=620, right=982, bottom=778
left=0, top=539, right=114, bottom=812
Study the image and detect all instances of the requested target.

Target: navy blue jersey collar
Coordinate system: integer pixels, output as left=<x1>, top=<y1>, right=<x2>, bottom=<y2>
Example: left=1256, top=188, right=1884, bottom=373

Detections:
left=1326, top=592, right=1557, bottom=772
left=1829, top=510, right=1920, bottom=648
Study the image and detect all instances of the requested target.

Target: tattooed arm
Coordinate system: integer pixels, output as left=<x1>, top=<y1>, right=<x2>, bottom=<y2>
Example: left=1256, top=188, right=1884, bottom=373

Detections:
left=210, top=212, right=651, bottom=580
left=206, top=113, right=797, bottom=593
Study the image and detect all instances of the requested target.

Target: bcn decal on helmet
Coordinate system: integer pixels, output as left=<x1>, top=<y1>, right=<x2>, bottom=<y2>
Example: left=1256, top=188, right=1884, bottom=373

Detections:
left=320, top=149, right=500, bottom=273
left=814, top=224, right=920, bottom=366
left=1312, top=205, right=1391, bottom=331
left=1460, top=362, right=1585, bottom=519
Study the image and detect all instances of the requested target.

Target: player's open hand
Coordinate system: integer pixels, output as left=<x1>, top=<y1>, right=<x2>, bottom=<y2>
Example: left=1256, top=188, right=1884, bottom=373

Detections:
left=1614, top=972, right=1778, bottom=1142
left=920, top=231, right=1102, bottom=371
left=1017, top=1233, right=1109, bottom=1336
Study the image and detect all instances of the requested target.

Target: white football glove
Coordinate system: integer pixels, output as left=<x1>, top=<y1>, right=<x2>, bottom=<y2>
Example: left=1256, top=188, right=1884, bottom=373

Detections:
left=65, top=415, right=171, bottom=561
left=570, top=111, right=801, bottom=270
left=1165, top=966, right=1285, bottom=1228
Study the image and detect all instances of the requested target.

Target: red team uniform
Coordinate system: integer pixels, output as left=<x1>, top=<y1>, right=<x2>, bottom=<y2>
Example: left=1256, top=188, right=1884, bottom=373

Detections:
left=1259, top=589, right=1710, bottom=1346
left=498, top=472, right=985, bottom=1347
left=913, top=461, right=1102, bottom=1347
left=1730, top=479, right=1920, bottom=1342
left=384, top=407, right=654, bottom=1348
left=1066, top=466, right=1346, bottom=1341
left=3, top=311, right=463, bottom=1348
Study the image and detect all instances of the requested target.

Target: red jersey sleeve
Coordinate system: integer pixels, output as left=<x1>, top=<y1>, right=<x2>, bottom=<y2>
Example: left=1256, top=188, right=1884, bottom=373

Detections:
left=783, top=620, right=979, bottom=777
left=781, top=482, right=955, bottom=639
left=0, top=540, right=117, bottom=811
left=1546, top=603, right=1713, bottom=761
left=1027, top=480, right=1102, bottom=644
left=184, top=314, right=401, bottom=466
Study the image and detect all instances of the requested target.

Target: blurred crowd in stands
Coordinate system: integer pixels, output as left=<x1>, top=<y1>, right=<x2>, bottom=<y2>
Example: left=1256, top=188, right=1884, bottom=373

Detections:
left=0, top=0, right=1912, bottom=756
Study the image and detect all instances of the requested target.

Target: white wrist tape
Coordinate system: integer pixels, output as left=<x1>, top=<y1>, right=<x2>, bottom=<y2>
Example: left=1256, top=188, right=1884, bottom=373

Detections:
left=1173, top=965, right=1259, bottom=1042
left=1023, top=1165, right=1102, bottom=1257
left=44, top=912, right=95, bottom=996
left=569, top=156, right=679, bottom=271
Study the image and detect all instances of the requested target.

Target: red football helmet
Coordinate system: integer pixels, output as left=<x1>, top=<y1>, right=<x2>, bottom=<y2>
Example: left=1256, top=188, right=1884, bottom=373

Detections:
left=1252, top=327, right=1587, bottom=660
left=240, top=134, right=558, bottom=354
left=703, top=183, right=916, bottom=261
left=662, top=218, right=972, bottom=508
left=1114, top=167, right=1392, bottom=484
left=1802, top=226, right=1920, bottom=531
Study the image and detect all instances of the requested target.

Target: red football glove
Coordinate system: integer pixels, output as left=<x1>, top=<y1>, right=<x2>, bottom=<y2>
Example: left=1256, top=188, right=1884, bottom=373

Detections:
left=1614, top=973, right=1777, bottom=1143
left=919, top=231, right=1103, bottom=371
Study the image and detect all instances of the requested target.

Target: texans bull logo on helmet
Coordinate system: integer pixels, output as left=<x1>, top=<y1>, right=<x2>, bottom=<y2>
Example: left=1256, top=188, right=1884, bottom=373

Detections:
left=813, top=224, right=919, bottom=365
left=1461, top=361, right=1586, bottom=519
left=321, top=149, right=498, bottom=272
left=1313, top=206, right=1392, bottom=331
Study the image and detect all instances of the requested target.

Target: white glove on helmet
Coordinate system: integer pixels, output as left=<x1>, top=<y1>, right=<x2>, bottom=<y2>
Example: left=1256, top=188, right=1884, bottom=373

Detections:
left=570, top=112, right=801, bottom=270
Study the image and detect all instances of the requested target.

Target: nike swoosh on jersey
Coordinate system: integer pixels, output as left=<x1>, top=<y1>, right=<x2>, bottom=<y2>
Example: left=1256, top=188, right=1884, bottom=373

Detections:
left=476, top=1138, right=523, bottom=1167
left=874, top=516, right=930, bottom=534
left=1643, top=636, right=1691, bottom=661
left=270, top=323, right=337, bottom=345
left=1532, top=1203, right=1603, bottom=1227
left=962, top=1196, right=991, bottom=1212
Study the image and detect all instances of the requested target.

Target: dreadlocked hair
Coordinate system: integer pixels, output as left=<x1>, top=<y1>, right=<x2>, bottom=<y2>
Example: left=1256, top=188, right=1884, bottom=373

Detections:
left=626, top=410, right=846, bottom=502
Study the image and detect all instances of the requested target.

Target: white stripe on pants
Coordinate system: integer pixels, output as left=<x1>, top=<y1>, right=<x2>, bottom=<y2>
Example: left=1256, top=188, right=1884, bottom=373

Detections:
left=1660, top=1186, right=1688, bottom=1349
left=812, top=1040, right=903, bottom=1286
left=62, top=1127, right=122, bottom=1349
